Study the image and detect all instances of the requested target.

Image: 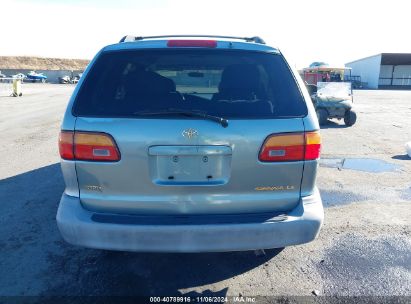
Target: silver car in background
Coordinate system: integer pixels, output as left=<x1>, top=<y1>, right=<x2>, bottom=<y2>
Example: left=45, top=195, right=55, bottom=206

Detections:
left=57, top=35, right=323, bottom=252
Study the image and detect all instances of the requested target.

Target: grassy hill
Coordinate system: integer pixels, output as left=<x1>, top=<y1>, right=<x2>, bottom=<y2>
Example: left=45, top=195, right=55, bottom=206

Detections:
left=0, top=56, right=89, bottom=70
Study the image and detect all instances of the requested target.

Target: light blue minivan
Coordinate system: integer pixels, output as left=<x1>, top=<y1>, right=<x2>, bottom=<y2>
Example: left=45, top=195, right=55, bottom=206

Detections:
left=57, top=35, right=323, bottom=252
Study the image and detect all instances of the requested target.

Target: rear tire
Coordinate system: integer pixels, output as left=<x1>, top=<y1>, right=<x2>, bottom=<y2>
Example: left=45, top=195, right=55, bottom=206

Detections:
left=344, top=110, right=357, bottom=126
left=316, top=109, right=328, bottom=126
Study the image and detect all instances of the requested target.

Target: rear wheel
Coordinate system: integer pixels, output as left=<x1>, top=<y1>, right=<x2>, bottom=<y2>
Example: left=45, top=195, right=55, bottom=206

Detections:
left=344, top=110, right=357, bottom=126
left=316, top=109, right=328, bottom=126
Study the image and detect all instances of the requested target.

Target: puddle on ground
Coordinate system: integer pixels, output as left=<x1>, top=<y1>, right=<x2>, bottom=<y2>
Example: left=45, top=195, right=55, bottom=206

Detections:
left=343, top=158, right=400, bottom=173
left=400, top=187, right=411, bottom=201
left=320, top=158, right=400, bottom=173
left=320, top=158, right=344, bottom=170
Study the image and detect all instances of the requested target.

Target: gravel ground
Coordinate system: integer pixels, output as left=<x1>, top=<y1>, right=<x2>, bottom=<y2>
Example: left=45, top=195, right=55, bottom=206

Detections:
left=0, top=84, right=410, bottom=299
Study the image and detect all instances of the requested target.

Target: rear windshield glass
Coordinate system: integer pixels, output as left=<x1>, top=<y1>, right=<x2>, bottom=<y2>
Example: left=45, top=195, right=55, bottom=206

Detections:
left=73, top=49, right=307, bottom=118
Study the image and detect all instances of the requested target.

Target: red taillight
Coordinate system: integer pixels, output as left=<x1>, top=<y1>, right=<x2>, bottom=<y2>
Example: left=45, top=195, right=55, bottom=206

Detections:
left=74, top=132, right=120, bottom=161
left=58, top=131, right=120, bottom=162
left=304, top=131, right=321, bottom=160
left=59, top=131, right=74, bottom=160
left=259, top=133, right=304, bottom=162
left=167, top=40, right=217, bottom=48
left=259, top=131, right=321, bottom=162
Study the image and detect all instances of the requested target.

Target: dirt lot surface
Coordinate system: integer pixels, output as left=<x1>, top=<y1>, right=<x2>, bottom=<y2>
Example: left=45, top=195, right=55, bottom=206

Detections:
left=0, top=85, right=410, bottom=299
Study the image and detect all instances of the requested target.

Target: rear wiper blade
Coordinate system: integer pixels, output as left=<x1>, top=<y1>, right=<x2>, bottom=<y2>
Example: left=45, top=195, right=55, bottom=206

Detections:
left=133, top=109, right=229, bottom=128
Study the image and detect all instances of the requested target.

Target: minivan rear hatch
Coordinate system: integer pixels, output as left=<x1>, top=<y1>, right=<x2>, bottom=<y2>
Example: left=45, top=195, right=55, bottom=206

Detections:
left=71, top=47, right=309, bottom=215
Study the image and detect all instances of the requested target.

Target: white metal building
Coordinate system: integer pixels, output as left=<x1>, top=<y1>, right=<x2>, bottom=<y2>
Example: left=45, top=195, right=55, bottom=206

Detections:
left=345, top=53, right=411, bottom=89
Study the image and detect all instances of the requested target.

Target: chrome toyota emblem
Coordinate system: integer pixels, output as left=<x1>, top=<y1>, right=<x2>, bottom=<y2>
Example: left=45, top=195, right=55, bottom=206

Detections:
left=182, top=128, right=198, bottom=139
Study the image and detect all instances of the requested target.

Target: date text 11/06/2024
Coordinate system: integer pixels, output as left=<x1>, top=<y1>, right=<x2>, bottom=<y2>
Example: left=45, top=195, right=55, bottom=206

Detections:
left=149, top=296, right=257, bottom=303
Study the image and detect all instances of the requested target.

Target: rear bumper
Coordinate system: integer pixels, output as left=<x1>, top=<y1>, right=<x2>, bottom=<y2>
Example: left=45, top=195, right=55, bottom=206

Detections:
left=56, top=189, right=323, bottom=252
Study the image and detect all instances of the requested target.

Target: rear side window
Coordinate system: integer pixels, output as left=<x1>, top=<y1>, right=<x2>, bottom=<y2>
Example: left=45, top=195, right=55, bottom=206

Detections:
left=73, top=49, right=307, bottom=118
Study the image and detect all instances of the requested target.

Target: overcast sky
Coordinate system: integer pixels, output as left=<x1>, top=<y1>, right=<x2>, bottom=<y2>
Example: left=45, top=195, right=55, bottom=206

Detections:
left=1, top=0, right=410, bottom=68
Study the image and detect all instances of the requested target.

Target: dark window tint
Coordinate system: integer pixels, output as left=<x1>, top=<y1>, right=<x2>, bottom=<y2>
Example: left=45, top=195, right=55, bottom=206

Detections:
left=73, top=49, right=307, bottom=118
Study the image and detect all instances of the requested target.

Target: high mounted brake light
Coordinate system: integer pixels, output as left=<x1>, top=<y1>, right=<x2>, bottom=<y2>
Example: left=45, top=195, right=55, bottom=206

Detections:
left=259, top=131, right=321, bottom=162
left=58, top=131, right=120, bottom=161
left=167, top=40, right=217, bottom=48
